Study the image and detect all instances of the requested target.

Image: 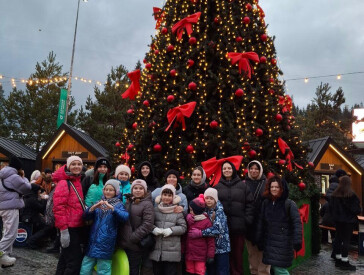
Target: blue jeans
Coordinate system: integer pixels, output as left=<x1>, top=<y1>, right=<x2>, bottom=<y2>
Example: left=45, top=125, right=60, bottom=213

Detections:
left=206, top=253, right=230, bottom=275
left=80, top=255, right=112, bottom=275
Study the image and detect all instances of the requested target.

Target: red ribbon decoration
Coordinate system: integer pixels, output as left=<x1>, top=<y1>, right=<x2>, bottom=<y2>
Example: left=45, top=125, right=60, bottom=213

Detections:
left=121, top=151, right=130, bottom=165
left=227, top=52, right=259, bottom=78
left=295, top=204, right=310, bottom=258
left=201, top=156, right=243, bottom=187
left=172, top=12, right=202, bottom=40
left=153, top=7, right=165, bottom=30
left=257, top=4, right=266, bottom=25
left=165, top=102, right=197, bottom=131
left=278, top=138, right=303, bottom=171
left=278, top=95, right=293, bottom=113
left=121, top=69, right=141, bottom=100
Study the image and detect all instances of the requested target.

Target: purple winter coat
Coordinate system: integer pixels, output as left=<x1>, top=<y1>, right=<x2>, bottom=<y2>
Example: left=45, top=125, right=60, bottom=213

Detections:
left=0, top=166, right=31, bottom=210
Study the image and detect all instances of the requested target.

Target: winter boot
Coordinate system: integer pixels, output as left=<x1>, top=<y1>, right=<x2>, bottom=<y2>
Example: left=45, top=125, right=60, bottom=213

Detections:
left=0, top=253, right=16, bottom=268
left=338, top=260, right=356, bottom=271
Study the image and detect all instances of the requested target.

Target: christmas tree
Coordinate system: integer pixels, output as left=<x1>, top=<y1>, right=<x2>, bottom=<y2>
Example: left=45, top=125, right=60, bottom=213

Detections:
left=117, top=0, right=310, bottom=183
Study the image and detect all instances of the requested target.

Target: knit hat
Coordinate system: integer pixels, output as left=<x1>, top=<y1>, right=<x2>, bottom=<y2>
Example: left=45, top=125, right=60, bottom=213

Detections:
left=335, top=169, right=347, bottom=178
left=155, top=184, right=181, bottom=205
left=114, top=165, right=131, bottom=179
left=161, top=184, right=176, bottom=197
left=44, top=168, right=52, bottom=175
left=189, top=194, right=206, bottom=215
left=30, top=170, right=41, bottom=182
left=9, top=156, right=23, bottom=170
left=104, top=179, right=120, bottom=195
left=165, top=169, right=180, bottom=181
left=131, top=179, right=147, bottom=192
left=66, top=156, right=83, bottom=169
left=95, top=157, right=111, bottom=170
left=204, top=188, right=218, bottom=203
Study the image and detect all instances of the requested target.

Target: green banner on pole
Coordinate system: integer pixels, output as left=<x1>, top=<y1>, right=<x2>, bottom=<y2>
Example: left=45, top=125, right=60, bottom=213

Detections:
left=57, top=89, right=68, bottom=128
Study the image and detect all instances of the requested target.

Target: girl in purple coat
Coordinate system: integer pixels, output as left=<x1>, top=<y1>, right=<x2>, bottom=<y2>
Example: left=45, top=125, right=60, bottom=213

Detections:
left=185, top=194, right=215, bottom=275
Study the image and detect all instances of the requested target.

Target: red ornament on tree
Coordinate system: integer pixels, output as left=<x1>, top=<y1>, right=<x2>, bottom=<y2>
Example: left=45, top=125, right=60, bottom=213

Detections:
left=167, top=95, right=175, bottom=102
left=132, top=122, right=137, bottom=130
left=260, top=34, right=268, bottom=42
left=248, top=150, right=257, bottom=158
left=271, top=58, right=277, bottom=65
left=131, top=166, right=135, bottom=174
left=167, top=44, right=174, bottom=52
left=235, top=88, right=244, bottom=97
left=243, top=142, right=250, bottom=150
left=187, top=59, right=195, bottom=67
left=243, top=16, right=250, bottom=24
left=260, top=56, right=267, bottom=63
left=235, top=36, right=243, bottom=42
left=308, top=162, right=315, bottom=168
left=170, top=69, right=177, bottom=77
left=214, top=17, right=220, bottom=24
left=186, top=145, right=194, bottom=153
left=161, top=27, right=168, bottom=34
left=145, top=63, right=152, bottom=70
left=243, top=168, right=249, bottom=175
left=154, top=50, right=159, bottom=55
left=298, top=182, right=306, bottom=191
left=269, top=78, right=275, bottom=83
left=143, top=58, right=147, bottom=64
left=269, top=89, right=275, bottom=95
left=143, top=100, right=150, bottom=107
left=275, top=114, right=283, bottom=122
left=153, top=143, right=162, bottom=152
left=127, top=144, right=134, bottom=151
left=127, top=108, right=134, bottom=114
left=189, top=37, right=197, bottom=45
left=210, top=120, right=218, bottom=129
left=278, top=159, right=286, bottom=165
left=267, top=172, right=275, bottom=179
left=149, top=121, right=156, bottom=128
left=115, top=141, right=121, bottom=147
left=286, top=125, right=291, bottom=130
left=255, top=128, right=263, bottom=137
left=246, top=3, right=253, bottom=10
left=188, top=82, right=197, bottom=91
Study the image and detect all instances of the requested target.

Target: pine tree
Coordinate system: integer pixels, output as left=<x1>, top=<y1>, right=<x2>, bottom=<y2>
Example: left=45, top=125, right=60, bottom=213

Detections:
left=0, top=85, right=10, bottom=137
left=119, top=0, right=310, bottom=182
left=4, top=52, right=77, bottom=152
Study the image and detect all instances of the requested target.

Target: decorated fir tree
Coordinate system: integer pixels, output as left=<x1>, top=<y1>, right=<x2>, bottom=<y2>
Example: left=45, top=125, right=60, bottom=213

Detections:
left=117, top=0, right=311, bottom=185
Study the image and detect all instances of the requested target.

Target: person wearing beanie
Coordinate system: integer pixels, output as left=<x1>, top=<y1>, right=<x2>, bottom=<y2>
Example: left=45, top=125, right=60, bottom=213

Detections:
left=137, top=161, right=160, bottom=192
left=118, top=179, right=154, bottom=275
left=0, top=156, right=31, bottom=267
left=52, top=155, right=86, bottom=274
left=185, top=194, right=215, bottom=275
left=44, top=168, right=53, bottom=175
left=149, top=184, right=187, bottom=274
left=80, top=179, right=129, bottom=275
left=335, top=169, right=347, bottom=179
left=152, top=169, right=188, bottom=214
left=30, top=170, right=42, bottom=183
left=183, top=166, right=209, bottom=205
left=114, top=164, right=132, bottom=204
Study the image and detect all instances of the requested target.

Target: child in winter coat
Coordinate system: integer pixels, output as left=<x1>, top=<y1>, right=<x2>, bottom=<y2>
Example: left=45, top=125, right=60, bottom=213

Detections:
left=185, top=194, right=215, bottom=275
left=80, top=179, right=129, bottom=275
left=150, top=184, right=187, bottom=275
left=114, top=165, right=131, bottom=204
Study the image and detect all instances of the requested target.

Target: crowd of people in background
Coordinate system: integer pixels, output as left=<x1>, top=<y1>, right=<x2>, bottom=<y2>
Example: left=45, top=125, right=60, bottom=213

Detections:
left=0, top=155, right=361, bottom=274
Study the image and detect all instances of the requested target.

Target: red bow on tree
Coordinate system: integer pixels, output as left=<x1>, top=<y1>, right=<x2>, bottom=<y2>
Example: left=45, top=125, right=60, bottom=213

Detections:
left=277, top=138, right=303, bottom=171
left=201, top=156, right=243, bottom=186
left=172, top=12, right=202, bottom=40
left=227, top=52, right=259, bottom=78
left=165, top=102, right=197, bottom=131
left=257, top=4, right=265, bottom=24
left=295, top=204, right=310, bottom=258
left=278, top=95, right=293, bottom=113
left=121, top=151, right=130, bottom=165
left=121, top=69, right=141, bottom=100
left=153, top=7, right=165, bottom=30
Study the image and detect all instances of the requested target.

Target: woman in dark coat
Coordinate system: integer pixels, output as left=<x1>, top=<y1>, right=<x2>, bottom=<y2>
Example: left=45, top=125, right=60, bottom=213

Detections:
left=183, top=166, right=209, bottom=205
left=256, top=176, right=302, bottom=275
left=136, top=161, right=160, bottom=193
left=329, top=175, right=361, bottom=271
left=214, top=161, right=254, bottom=275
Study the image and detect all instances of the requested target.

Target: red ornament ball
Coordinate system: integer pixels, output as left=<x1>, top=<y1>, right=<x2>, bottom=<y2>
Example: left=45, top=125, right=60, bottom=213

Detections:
left=167, top=95, right=175, bottom=102
left=267, top=172, right=275, bottom=179
left=145, top=63, right=152, bottom=70
left=170, top=69, right=177, bottom=77
left=188, top=82, right=197, bottom=91
left=269, top=89, right=275, bottom=95
left=246, top=3, right=252, bottom=10
left=189, top=37, right=197, bottom=45
left=132, top=122, right=137, bottom=130
left=167, top=44, right=174, bottom=52
left=149, top=121, right=156, bottom=128
left=131, top=166, right=135, bottom=174
left=308, top=162, right=315, bottom=168
left=235, top=88, right=244, bottom=97
left=127, top=108, right=134, bottom=114
left=260, top=34, right=268, bottom=42
left=214, top=17, right=220, bottom=24
left=154, top=50, right=159, bottom=55
left=286, top=125, right=291, bottom=130
left=115, top=141, right=121, bottom=147
left=255, top=128, right=263, bottom=137
left=161, top=27, right=168, bottom=34
left=275, top=114, right=283, bottom=122
left=149, top=74, right=157, bottom=81
left=143, top=100, right=150, bottom=107
left=210, top=120, right=218, bottom=129
left=243, top=168, right=249, bottom=175
left=127, top=144, right=134, bottom=151
left=298, top=182, right=306, bottom=191
left=187, top=59, right=195, bottom=67
left=153, top=143, right=162, bottom=152
left=243, top=16, right=251, bottom=24
left=248, top=150, right=257, bottom=158
left=271, top=59, right=277, bottom=65
left=243, top=142, right=250, bottom=150
left=269, top=78, right=275, bottom=83
left=186, top=145, right=194, bottom=154
left=260, top=56, right=267, bottom=63
left=190, top=0, right=198, bottom=3
left=235, top=36, right=243, bottom=42
left=278, top=159, right=286, bottom=165
left=143, top=58, right=147, bottom=64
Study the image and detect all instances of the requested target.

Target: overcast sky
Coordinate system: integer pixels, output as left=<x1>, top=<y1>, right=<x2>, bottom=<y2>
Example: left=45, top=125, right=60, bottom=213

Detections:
left=1, top=0, right=363, bottom=109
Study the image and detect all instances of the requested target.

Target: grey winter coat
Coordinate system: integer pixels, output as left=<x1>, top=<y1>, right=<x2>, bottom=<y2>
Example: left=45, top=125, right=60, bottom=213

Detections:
left=152, top=183, right=188, bottom=214
left=118, top=192, right=155, bottom=252
left=149, top=203, right=187, bottom=262
left=0, top=166, right=31, bottom=210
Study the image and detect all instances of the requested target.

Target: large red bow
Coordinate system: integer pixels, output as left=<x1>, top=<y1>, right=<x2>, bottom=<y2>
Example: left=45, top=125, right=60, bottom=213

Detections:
left=227, top=52, right=259, bottom=78
left=121, top=69, right=140, bottom=100
left=165, top=102, right=197, bottom=131
left=295, top=204, right=310, bottom=258
left=278, top=138, right=303, bottom=171
left=153, top=7, right=165, bottom=30
left=201, top=156, right=243, bottom=186
left=172, top=12, right=201, bottom=40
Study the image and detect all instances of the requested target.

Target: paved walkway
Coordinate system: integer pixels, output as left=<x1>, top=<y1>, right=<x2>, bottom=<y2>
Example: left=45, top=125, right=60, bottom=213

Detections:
left=1, top=244, right=363, bottom=274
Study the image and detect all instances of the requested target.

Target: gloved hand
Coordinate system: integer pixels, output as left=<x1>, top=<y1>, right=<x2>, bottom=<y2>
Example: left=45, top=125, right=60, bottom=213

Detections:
left=60, top=229, right=70, bottom=248
left=188, top=228, right=202, bottom=239
left=294, top=243, right=302, bottom=252
left=206, top=258, right=214, bottom=265
left=152, top=227, right=163, bottom=236
left=162, top=228, right=173, bottom=237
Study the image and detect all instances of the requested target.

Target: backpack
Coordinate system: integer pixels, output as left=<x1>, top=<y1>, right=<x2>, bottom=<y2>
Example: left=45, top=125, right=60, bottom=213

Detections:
left=45, top=181, right=71, bottom=226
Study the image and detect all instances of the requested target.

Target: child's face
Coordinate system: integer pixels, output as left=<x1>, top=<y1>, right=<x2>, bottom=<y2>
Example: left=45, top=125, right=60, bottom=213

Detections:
left=204, top=196, right=216, bottom=209
left=104, top=185, right=116, bottom=199
left=132, top=185, right=145, bottom=198
left=161, top=192, right=173, bottom=204
left=117, top=172, right=129, bottom=181
left=189, top=207, right=195, bottom=215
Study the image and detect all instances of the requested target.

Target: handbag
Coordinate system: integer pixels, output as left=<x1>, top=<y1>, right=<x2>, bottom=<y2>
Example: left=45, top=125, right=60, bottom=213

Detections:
left=128, top=200, right=155, bottom=250
left=68, top=180, right=93, bottom=226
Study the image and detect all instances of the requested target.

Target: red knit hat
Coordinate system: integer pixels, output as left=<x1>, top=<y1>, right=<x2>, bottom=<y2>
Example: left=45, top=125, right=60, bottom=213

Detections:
left=189, top=194, right=206, bottom=215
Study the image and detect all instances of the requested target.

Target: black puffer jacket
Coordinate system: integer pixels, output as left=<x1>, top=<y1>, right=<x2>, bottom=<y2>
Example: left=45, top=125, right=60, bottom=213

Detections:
left=325, top=176, right=339, bottom=198
left=214, top=161, right=254, bottom=234
left=136, top=161, right=160, bottom=192
left=329, top=194, right=361, bottom=224
left=183, top=182, right=209, bottom=205
left=256, top=181, right=302, bottom=268
left=21, top=185, right=47, bottom=223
